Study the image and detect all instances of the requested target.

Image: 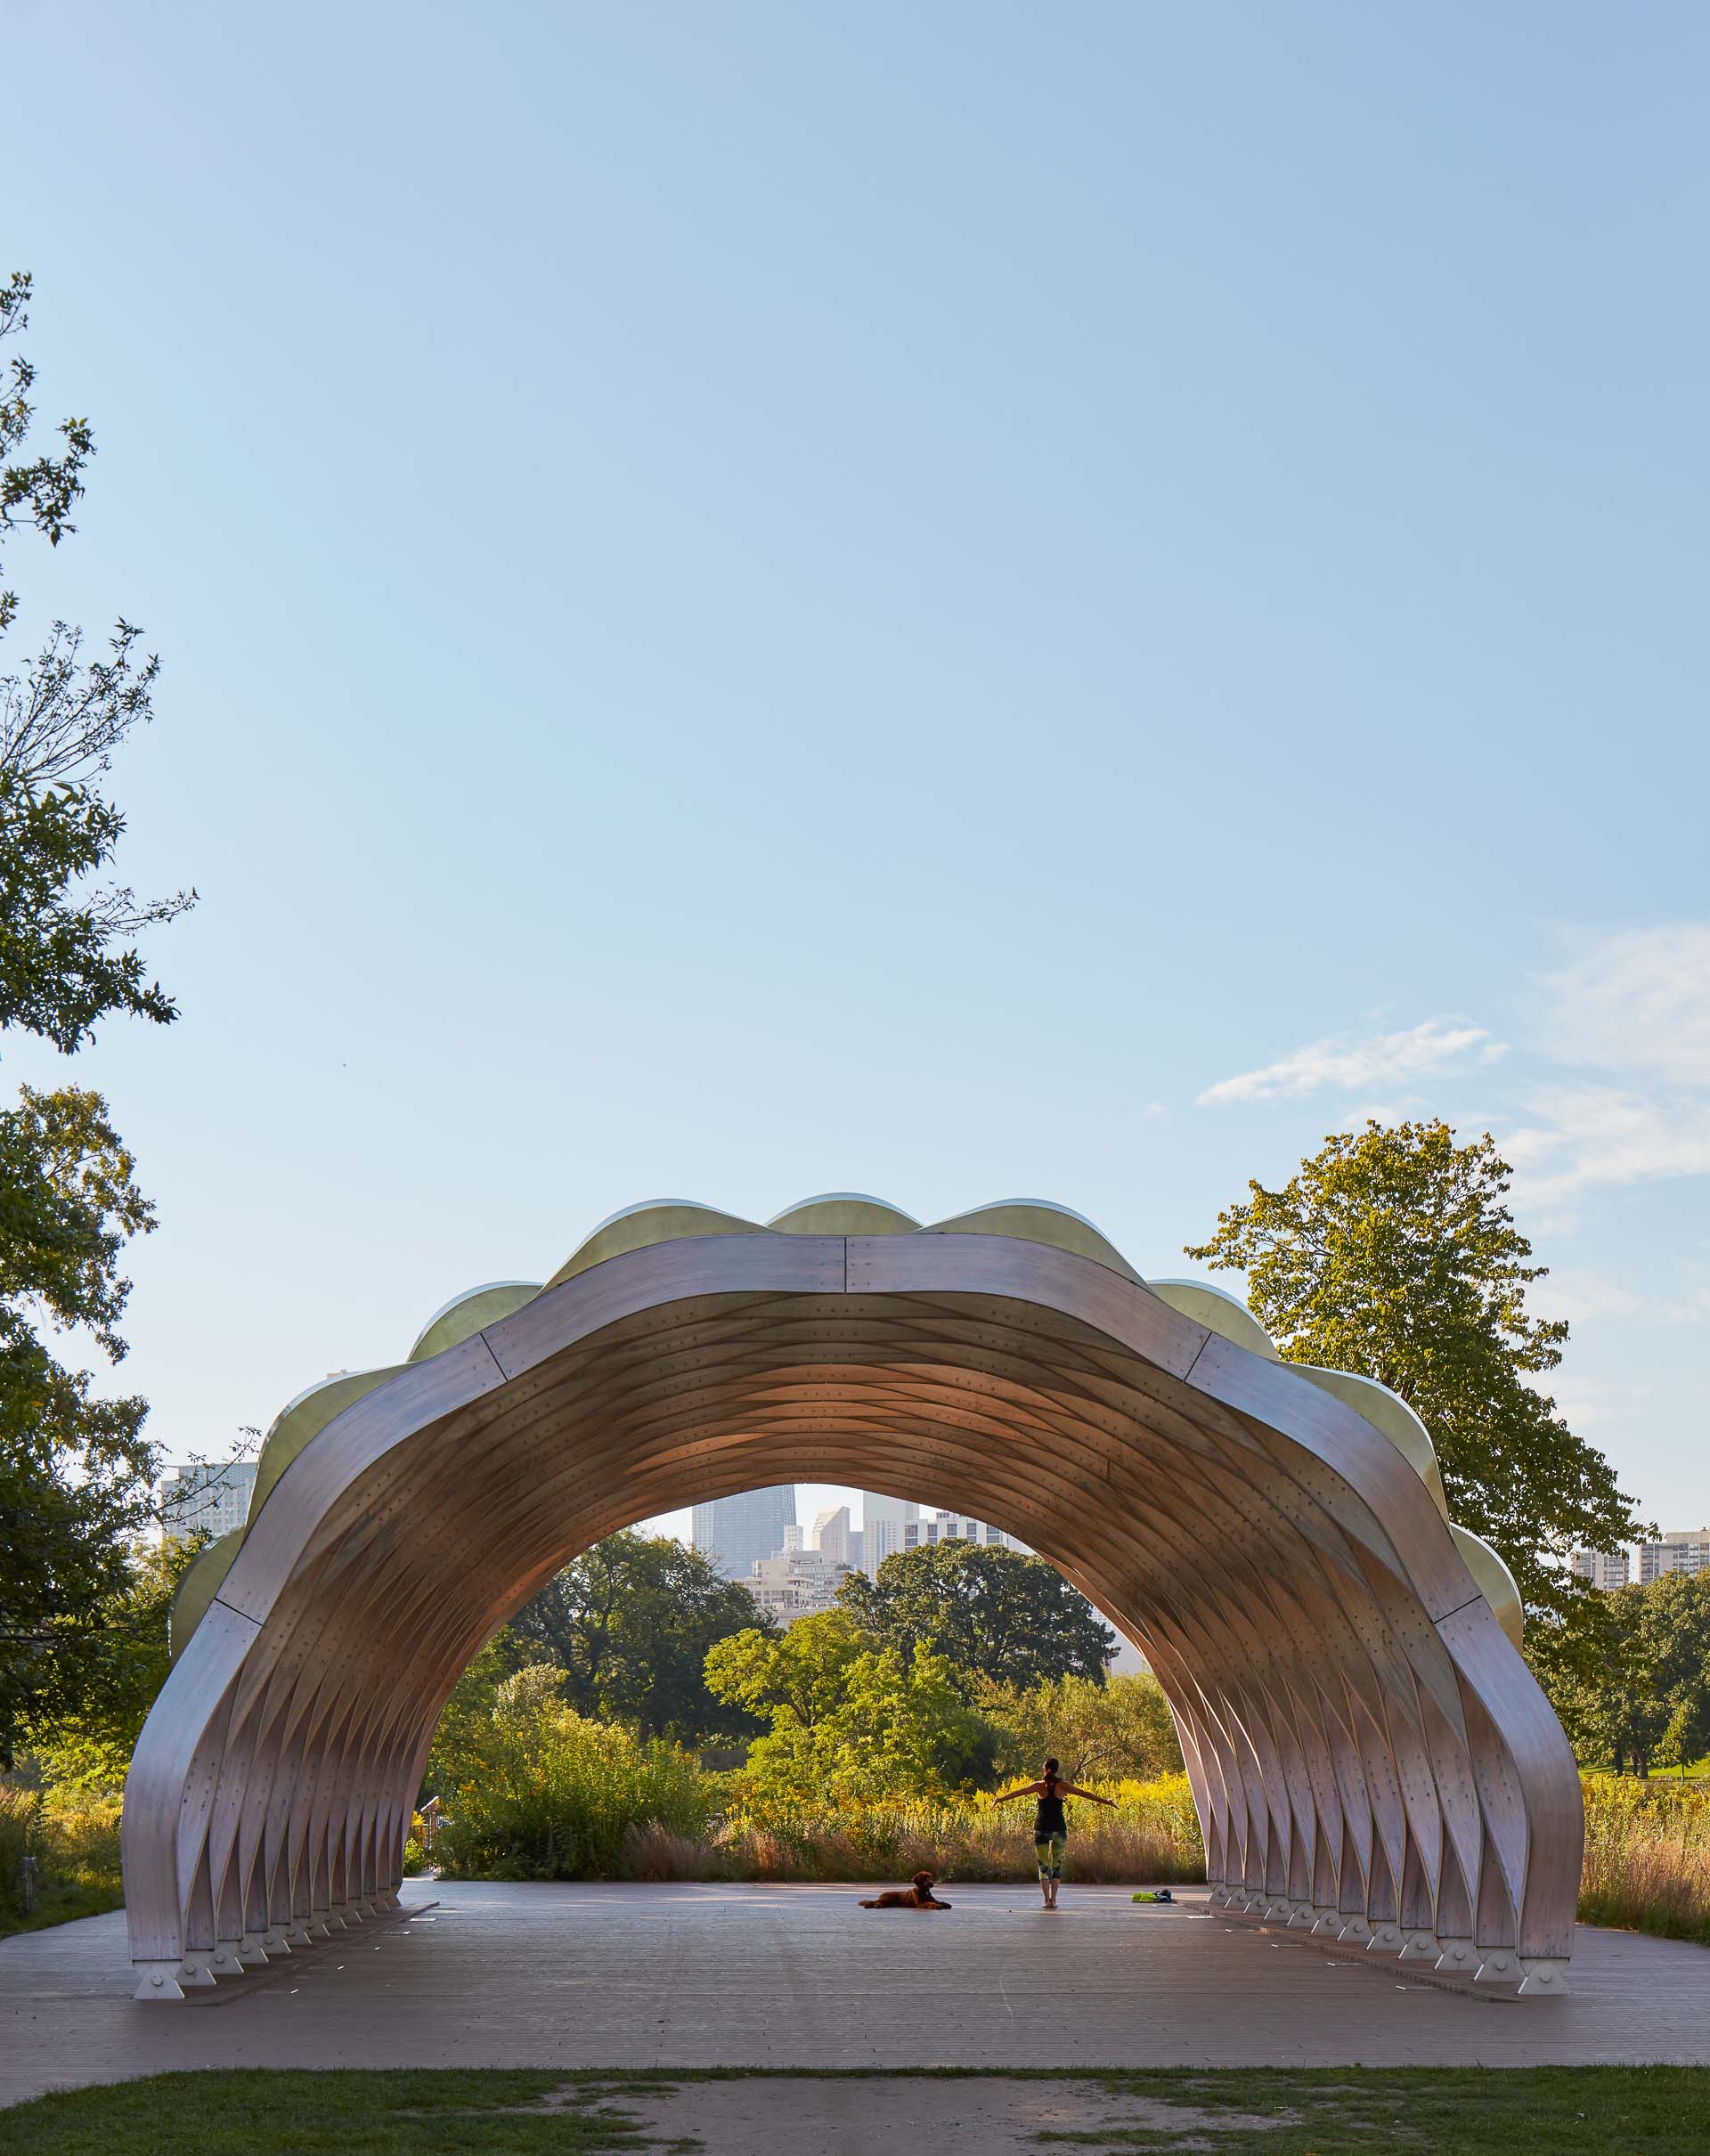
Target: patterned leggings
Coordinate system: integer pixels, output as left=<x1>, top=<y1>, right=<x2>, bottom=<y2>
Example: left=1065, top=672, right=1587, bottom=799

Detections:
left=1034, top=1832, right=1067, bottom=1881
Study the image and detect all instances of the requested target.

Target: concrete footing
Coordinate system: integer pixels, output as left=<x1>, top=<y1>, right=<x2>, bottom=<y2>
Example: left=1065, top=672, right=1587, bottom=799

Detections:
left=130, top=1960, right=190, bottom=2001
left=130, top=1887, right=418, bottom=2001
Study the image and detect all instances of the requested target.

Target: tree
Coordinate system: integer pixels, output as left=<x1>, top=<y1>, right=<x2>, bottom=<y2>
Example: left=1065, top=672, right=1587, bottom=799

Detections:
left=836, top=1542, right=1115, bottom=1698
left=13, top=1535, right=202, bottom=1792
left=1522, top=1585, right=1629, bottom=1762
left=1185, top=1119, right=1642, bottom=1624
left=0, top=1085, right=163, bottom=1762
left=704, top=1609, right=995, bottom=1810
left=1592, top=1589, right=1673, bottom=1778
left=1637, top=1575, right=1710, bottom=1776
left=419, top=1631, right=533, bottom=1803
left=2, top=633, right=187, bottom=1045
left=0, top=272, right=191, bottom=1763
left=985, top=1672, right=1183, bottom=1785
left=1, top=272, right=91, bottom=637
left=2, top=273, right=189, bottom=1041
left=509, top=1531, right=777, bottom=1746
left=1653, top=1703, right=1696, bottom=1786
left=1545, top=1576, right=1710, bottom=1778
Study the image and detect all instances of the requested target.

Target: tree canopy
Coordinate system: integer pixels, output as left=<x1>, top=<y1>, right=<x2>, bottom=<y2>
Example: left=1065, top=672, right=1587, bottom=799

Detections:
left=836, top=1542, right=1116, bottom=1697
left=1539, top=1574, right=1710, bottom=1778
left=1, top=272, right=92, bottom=637
left=13, top=1535, right=202, bottom=1792
left=509, top=1530, right=775, bottom=1746
left=984, top=1672, right=1182, bottom=1785
left=0, top=271, right=191, bottom=1762
left=1185, top=1118, right=1643, bottom=1625
left=704, top=1608, right=996, bottom=1809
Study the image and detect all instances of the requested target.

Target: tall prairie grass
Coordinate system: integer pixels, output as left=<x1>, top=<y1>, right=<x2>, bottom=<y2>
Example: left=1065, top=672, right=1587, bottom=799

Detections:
left=1579, top=1776, right=1710, bottom=1946
left=0, top=1783, right=124, bottom=1935
left=661, top=1774, right=1206, bottom=1885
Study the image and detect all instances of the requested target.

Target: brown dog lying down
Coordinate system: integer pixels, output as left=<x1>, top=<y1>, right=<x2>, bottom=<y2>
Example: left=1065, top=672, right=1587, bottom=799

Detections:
left=859, top=1869, right=952, bottom=1909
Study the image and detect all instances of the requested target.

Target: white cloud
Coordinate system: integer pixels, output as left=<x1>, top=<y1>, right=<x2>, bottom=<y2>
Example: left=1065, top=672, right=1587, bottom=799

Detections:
left=1490, top=926, right=1710, bottom=1208
left=1543, top=1271, right=1648, bottom=1323
left=1533, top=924, right=1710, bottom=1085
left=1543, top=1270, right=1710, bottom=1327
left=1196, top=1018, right=1502, bottom=1108
left=1641, top=1284, right=1706, bottom=1325
left=1189, top=929, right=1710, bottom=1217
left=1140, top=1100, right=1168, bottom=1119
left=1502, top=1084, right=1710, bottom=1206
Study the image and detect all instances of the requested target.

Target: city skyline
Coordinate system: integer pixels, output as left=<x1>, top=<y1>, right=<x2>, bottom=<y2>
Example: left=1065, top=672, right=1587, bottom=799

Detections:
left=661, top=1486, right=994, bottom=1564
left=688, top=1486, right=797, bottom=1582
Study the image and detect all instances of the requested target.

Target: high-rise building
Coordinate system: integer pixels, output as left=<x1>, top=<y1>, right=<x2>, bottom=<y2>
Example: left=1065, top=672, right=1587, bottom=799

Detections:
left=860, top=1493, right=919, bottom=1577
left=1638, top=1530, right=1710, bottom=1584
left=158, top=1460, right=256, bottom=1543
left=904, top=1510, right=1017, bottom=1553
left=692, top=1486, right=797, bottom=1581
left=745, top=1547, right=855, bottom=1625
left=1570, top=1548, right=1631, bottom=1591
left=812, top=1504, right=852, bottom=1566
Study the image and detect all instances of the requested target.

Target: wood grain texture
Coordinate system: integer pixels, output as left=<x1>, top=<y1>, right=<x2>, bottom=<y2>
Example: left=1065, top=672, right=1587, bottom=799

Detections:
left=123, top=1233, right=1583, bottom=1997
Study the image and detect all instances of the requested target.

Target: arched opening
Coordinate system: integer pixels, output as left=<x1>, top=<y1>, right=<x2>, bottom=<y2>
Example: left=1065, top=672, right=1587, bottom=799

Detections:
left=126, top=1208, right=1582, bottom=2002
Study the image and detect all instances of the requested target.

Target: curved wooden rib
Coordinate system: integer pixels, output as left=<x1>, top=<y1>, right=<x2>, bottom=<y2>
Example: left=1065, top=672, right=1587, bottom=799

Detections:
left=122, top=1234, right=1582, bottom=2001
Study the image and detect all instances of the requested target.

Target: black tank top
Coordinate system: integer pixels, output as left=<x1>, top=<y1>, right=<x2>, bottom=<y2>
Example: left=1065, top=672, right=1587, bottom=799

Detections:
left=1034, top=1778, right=1067, bottom=1835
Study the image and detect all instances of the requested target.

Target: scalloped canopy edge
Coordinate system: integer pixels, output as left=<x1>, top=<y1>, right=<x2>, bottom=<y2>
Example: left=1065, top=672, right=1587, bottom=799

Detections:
left=171, top=1197, right=1518, bottom=1658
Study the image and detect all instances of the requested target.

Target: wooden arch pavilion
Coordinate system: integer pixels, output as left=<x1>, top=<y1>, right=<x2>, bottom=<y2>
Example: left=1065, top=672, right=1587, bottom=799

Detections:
left=126, top=1197, right=1582, bottom=2000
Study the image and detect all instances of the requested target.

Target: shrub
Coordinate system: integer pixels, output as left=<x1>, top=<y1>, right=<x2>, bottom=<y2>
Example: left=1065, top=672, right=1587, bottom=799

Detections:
left=432, top=1667, right=714, bottom=1880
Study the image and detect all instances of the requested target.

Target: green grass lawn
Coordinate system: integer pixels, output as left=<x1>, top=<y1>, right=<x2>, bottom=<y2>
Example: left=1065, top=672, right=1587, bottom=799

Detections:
left=7, top=2068, right=1710, bottom=2154
left=1580, top=1761, right=1710, bottom=1783
left=3, top=2071, right=673, bottom=2154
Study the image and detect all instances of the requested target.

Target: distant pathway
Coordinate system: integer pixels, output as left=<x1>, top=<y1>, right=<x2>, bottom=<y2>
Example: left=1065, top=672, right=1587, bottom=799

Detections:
left=4, top=1883, right=1710, bottom=2109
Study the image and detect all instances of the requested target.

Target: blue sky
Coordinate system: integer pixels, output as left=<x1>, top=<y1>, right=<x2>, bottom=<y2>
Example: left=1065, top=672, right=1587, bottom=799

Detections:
left=8, top=1, right=1707, bottom=1545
